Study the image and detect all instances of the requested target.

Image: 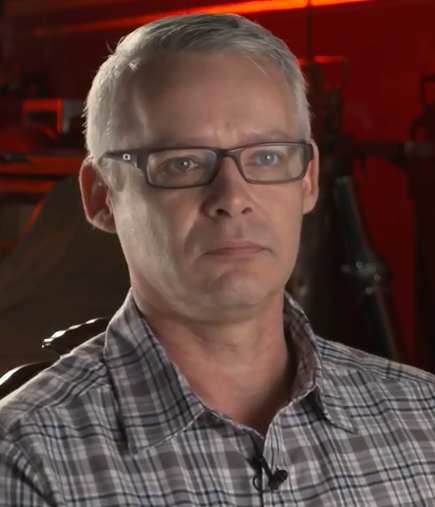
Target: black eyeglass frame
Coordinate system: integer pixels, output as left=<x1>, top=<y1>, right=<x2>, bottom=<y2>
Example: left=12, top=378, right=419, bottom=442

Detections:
left=100, top=141, right=314, bottom=189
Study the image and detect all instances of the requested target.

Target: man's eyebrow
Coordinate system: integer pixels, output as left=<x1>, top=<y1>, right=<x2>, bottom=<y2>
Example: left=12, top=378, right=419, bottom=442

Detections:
left=150, top=129, right=296, bottom=148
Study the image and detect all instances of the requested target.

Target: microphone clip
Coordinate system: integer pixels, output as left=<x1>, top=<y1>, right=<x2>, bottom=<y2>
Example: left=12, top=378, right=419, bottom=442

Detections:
left=250, top=455, right=288, bottom=493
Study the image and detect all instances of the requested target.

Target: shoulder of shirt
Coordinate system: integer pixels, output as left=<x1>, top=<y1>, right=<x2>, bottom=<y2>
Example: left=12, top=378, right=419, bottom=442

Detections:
left=0, top=333, right=107, bottom=434
left=315, top=334, right=435, bottom=389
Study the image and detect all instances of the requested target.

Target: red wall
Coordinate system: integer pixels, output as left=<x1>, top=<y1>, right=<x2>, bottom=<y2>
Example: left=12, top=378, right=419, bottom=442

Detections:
left=3, top=0, right=434, bottom=366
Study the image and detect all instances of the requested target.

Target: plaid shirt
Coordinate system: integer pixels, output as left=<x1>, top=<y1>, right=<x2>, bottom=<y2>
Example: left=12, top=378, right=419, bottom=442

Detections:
left=1, top=291, right=435, bottom=506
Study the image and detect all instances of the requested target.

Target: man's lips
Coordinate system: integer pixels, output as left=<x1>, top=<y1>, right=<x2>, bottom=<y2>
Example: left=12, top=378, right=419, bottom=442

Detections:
left=202, top=241, right=269, bottom=256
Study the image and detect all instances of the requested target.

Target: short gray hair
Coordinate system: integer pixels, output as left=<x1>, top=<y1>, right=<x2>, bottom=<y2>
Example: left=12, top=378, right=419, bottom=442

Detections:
left=84, top=13, right=311, bottom=163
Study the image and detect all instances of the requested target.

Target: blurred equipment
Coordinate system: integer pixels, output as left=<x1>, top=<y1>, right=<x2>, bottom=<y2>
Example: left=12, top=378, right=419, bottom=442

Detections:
left=407, top=75, right=435, bottom=362
left=288, top=55, right=349, bottom=351
left=0, top=57, right=47, bottom=98
left=0, top=96, right=129, bottom=378
left=22, top=98, right=84, bottom=141
left=288, top=53, right=406, bottom=362
left=333, top=76, right=435, bottom=368
left=292, top=64, right=435, bottom=365
left=331, top=164, right=404, bottom=362
left=0, top=98, right=84, bottom=259
left=287, top=0, right=409, bottom=363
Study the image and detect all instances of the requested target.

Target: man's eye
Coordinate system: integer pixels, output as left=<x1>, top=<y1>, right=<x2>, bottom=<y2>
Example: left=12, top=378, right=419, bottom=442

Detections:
left=252, top=151, right=281, bottom=165
left=166, top=158, right=197, bottom=172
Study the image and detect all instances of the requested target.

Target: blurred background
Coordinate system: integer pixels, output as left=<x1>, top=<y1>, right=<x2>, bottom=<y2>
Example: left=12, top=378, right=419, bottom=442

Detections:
left=0, top=0, right=433, bottom=382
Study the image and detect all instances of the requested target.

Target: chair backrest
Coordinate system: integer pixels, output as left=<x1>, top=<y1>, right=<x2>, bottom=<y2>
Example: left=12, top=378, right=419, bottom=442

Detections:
left=0, top=317, right=110, bottom=399
left=0, top=361, right=54, bottom=399
left=42, top=317, right=110, bottom=356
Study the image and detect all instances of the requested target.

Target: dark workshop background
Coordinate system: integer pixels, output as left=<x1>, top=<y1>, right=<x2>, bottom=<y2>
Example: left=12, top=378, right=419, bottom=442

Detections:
left=0, top=0, right=433, bottom=381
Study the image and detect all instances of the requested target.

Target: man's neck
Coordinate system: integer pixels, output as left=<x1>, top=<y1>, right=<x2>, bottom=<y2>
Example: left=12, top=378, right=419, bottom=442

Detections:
left=139, top=295, right=294, bottom=434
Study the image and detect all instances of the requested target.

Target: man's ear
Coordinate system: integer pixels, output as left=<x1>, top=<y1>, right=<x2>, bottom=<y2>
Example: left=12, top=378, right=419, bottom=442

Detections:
left=302, top=140, right=320, bottom=215
left=79, top=157, right=116, bottom=234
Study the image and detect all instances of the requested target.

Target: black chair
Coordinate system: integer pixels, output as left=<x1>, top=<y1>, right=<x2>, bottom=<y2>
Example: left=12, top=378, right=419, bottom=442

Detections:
left=0, top=317, right=109, bottom=399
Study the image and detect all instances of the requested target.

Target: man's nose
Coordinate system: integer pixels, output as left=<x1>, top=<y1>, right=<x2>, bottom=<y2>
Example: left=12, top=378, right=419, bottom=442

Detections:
left=201, top=156, right=254, bottom=219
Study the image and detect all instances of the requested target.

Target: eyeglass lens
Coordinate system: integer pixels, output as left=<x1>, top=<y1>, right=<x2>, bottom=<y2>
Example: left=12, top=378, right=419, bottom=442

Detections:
left=146, top=144, right=306, bottom=187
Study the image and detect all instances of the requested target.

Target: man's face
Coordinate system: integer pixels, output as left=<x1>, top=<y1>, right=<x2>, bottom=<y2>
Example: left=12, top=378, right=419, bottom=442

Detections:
left=102, top=51, right=318, bottom=319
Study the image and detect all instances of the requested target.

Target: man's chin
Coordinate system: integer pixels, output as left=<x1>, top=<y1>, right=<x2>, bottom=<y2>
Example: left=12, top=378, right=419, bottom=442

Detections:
left=204, top=275, right=278, bottom=309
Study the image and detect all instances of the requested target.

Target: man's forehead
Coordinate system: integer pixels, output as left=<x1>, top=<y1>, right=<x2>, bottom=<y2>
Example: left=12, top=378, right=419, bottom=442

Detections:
left=132, top=50, right=293, bottom=107
left=130, top=51, right=299, bottom=147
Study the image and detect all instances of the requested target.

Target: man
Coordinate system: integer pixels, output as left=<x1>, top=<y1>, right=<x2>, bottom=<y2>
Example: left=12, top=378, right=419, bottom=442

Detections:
left=1, top=12, right=435, bottom=507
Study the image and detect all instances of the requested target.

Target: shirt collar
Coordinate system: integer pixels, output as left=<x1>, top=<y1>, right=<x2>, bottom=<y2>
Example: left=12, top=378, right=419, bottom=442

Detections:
left=283, top=295, right=357, bottom=434
left=104, top=291, right=356, bottom=453
left=104, top=292, right=206, bottom=453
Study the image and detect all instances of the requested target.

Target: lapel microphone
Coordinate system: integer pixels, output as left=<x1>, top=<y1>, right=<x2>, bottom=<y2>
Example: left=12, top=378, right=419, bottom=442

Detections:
left=250, top=454, right=289, bottom=492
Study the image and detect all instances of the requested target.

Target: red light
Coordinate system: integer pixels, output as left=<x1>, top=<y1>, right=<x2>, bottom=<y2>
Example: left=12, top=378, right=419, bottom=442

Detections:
left=35, top=0, right=373, bottom=36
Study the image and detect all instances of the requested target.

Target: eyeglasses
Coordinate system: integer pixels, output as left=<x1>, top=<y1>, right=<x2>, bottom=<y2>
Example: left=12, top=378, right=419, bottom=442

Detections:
left=101, top=141, right=313, bottom=189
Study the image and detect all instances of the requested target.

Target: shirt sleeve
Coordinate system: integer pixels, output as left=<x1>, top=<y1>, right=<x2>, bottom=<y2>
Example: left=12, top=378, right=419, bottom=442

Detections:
left=0, top=429, right=56, bottom=507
